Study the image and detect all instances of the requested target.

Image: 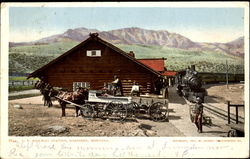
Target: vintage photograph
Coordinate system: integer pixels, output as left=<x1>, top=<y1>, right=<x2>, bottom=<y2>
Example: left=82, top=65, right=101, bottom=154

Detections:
left=7, top=5, right=246, bottom=138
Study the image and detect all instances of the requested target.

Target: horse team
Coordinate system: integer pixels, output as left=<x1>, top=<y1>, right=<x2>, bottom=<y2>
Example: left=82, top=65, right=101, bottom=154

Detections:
left=34, top=80, right=88, bottom=117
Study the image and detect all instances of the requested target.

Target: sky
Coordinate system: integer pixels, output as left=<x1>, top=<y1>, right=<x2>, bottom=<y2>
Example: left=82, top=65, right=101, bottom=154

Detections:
left=9, top=7, right=245, bottom=43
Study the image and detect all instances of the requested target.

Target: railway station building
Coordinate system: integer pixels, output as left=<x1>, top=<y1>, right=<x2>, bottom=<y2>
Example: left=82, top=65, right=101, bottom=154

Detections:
left=28, top=33, right=174, bottom=96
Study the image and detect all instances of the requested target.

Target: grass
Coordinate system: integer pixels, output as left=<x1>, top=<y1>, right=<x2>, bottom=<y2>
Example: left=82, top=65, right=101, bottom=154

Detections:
left=9, top=76, right=39, bottom=81
left=9, top=42, right=245, bottom=74
left=9, top=41, right=79, bottom=56
left=9, top=85, right=34, bottom=92
left=116, top=44, right=244, bottom=73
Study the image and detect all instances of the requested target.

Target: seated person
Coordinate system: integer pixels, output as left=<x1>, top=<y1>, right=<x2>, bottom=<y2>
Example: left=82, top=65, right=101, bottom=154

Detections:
left=131, top=82, right=140, bottom=96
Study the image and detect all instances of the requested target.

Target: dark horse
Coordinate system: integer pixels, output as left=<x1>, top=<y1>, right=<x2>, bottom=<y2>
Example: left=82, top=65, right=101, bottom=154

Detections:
left=56, top=87, right=88, bottom=117
left=34, top=80, right=53, bottom=107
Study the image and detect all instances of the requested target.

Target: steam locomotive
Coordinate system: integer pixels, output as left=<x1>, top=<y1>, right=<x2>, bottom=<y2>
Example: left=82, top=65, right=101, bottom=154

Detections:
left=176, top=65, right=207, bottom=103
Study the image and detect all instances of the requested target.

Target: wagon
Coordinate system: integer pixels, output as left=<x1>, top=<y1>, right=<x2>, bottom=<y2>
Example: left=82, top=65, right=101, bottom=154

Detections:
left=79, top=90, right=169, bottom=122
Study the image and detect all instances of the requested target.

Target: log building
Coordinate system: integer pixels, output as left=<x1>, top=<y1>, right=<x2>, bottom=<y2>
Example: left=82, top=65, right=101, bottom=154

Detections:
left=28, top=33, right=165, bottom=95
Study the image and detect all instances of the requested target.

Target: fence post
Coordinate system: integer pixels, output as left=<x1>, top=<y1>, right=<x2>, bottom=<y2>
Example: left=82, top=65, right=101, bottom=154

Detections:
left=236, top=106, right=239, bottom=124
left=227, top=101, right=230, bottom=124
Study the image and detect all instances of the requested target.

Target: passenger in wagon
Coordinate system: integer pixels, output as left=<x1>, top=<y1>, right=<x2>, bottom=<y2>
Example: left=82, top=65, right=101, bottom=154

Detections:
left=112, top=75, right=123, bottom=96
left=131, top=81, right=140, bottom=96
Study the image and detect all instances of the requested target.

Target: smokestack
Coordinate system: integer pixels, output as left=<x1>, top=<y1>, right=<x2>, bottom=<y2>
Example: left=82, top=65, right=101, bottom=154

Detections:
left=191, top=65, right=195, bottom=71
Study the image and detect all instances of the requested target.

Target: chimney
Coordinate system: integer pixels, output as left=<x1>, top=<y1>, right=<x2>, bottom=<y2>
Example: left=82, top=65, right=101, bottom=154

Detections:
left=89, top=32, right=99, bottom=38
left=128, top=51, right=135, bottom=58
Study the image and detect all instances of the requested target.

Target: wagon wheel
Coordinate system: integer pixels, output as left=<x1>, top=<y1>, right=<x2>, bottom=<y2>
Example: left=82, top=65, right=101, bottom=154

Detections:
left=149, top=102, right=168, bottom=122
left=107, top=102, right=127, bottom=121
left=128, top=102, right=140, bottom=118
left=97, top=103, right=109, bottom=119
left=80, top=103, right=95, bottom=118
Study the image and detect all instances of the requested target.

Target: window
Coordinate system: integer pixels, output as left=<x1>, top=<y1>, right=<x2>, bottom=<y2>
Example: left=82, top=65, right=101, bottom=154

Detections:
left=91, top=50, right=96, bottom=56
left=86, top=50, right=101, bottom=57
left=73, top=82, right=90, bottom=91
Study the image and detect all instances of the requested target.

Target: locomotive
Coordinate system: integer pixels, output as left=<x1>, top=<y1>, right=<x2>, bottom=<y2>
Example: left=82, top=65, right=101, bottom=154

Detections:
left=176, top=65, right=207, bottom=103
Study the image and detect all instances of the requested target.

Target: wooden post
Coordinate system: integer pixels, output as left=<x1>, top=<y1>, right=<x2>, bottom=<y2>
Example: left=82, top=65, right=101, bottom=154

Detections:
left=227, top=101, right=230, bottom=124
left=236, top=106, right=238, bottom=124
left=226, top=60, right=228, bottom=89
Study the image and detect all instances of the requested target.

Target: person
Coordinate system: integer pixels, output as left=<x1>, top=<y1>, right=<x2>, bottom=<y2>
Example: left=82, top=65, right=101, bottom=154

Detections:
left=112, top=75, right=123, bottom=96
left=193, top=96, right=203, bottom=133
left=131, top=82, right=140, bottom=96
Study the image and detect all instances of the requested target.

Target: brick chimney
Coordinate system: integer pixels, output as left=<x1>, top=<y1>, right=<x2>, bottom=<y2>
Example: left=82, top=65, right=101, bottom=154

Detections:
left=128, top=51, right=135, bottom=58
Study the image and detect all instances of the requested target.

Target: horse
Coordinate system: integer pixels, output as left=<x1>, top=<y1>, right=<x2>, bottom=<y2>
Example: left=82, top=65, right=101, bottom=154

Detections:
left=56, top=87, right=88, bottom=117
left=34, top=80, right=53, bottom=107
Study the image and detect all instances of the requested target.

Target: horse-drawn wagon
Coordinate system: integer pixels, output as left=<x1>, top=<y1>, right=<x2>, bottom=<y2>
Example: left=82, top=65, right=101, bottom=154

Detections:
left=56, top=89, right=169, bottom=122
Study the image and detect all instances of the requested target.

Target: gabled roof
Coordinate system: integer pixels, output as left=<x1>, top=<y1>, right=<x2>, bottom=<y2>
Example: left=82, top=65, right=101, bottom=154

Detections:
left=137, top=58, right=166, bottom=72
left=28, top=33, right=162, bottom=78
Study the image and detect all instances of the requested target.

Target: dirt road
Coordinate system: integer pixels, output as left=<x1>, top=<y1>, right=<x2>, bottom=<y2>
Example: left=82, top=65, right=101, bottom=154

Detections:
left=9, top=89, right=40, bottom=97
left=9, top=96, right=183, bottom=137
left=8, top=83, right=244, bottom=137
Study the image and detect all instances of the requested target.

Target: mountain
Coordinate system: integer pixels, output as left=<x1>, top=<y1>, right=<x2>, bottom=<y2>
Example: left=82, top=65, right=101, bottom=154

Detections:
left=9, top=27, right=244, bottom=56
left=35, top=27, right=99, bottom=44
left=198, top=37, right=244, bottom=57
left=108, top=27, right=199, bottom=49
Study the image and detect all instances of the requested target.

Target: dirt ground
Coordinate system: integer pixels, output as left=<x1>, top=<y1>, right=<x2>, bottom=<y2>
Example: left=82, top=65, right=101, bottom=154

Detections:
left=204, top=83, right=244, bottom=104
left=204, top=83, right=245, bottom=118
left=8, top=96, right=182, bottom=137
left=8, top=83, right=245, bottom=137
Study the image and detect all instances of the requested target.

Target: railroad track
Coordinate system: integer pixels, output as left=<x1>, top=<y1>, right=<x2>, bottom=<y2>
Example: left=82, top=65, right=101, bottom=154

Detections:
left=203, top=103, right=244, bottom=123
left=184, top=98, right=244, bottom=124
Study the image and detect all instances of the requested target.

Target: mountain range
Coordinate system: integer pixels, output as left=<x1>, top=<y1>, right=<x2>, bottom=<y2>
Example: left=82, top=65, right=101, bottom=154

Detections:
left=9, top=27, right=244, bottom=57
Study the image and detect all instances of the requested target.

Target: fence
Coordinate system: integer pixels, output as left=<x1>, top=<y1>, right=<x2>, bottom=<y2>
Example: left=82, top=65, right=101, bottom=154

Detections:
left=227, top=101, right=244, bottom=124
left=9, top=80, right=37, bottom=86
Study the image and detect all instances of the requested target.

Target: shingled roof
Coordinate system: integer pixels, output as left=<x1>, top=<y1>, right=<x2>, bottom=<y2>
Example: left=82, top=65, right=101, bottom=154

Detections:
left=28, top=33, right=162, bottom=79
left=138, top=58, right=166, bottom=72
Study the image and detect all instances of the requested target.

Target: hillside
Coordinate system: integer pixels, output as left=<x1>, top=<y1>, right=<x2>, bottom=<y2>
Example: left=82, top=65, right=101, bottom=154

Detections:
left=9, top=42, right=244, bottom=74
left=9, top=27, right=244, bottom=57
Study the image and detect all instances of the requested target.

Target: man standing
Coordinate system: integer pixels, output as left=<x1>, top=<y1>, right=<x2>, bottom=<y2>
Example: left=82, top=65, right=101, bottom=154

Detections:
left=193, top=97, right=203, bottom=133
left=112, top=75, right=123, bottom=96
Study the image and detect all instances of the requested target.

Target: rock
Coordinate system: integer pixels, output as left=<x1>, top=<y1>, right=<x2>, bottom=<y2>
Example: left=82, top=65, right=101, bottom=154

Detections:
left=13, top=105, right=23, bottom=109
left=145, top=130, right=157, bottom=136
left=77, top=124, right=85, bottom=127
left=47, top=125, right=69, bottom=133
left=134, top=129, right=145, bottom=136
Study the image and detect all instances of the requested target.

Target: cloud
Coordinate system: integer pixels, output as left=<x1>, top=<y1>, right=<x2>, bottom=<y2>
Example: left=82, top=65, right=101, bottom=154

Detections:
left=9, top=29, right=62, bottom=42
left=177, top=28, right=244, bottom=43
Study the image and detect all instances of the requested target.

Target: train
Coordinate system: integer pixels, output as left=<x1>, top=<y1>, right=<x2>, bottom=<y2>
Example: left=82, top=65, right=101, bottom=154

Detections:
left=175, top=65, right=244, bottom=103
left=176, top=65, right=207, bottom=103
left=198, top=72, right=244, bottom=84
